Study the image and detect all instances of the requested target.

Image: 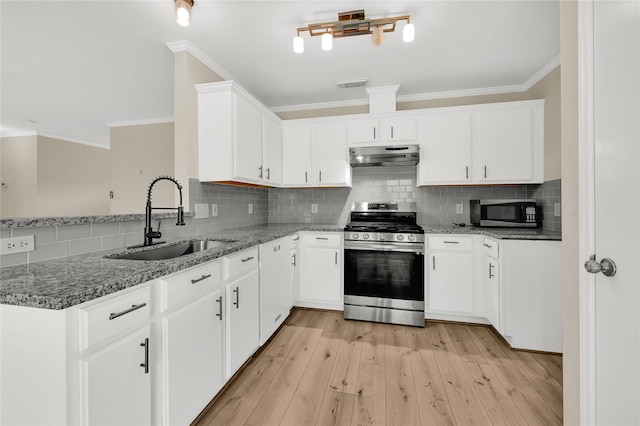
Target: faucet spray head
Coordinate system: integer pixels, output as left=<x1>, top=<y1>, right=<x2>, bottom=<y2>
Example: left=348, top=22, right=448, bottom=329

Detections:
left=177, top=206, right=185, bottom=226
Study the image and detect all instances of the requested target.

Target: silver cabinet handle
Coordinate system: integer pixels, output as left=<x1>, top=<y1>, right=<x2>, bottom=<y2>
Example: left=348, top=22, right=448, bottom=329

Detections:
left=489, top=263, right=495, bottom=279
left=484, top=165, right=487, bottom=178
left=140, top=338, right=149, bottom=374
left=191, top=274, right=211, bottom=284
left=241, top=256, right=254, bottom=262
left=292, top=253, right=296, bottom=266
left=305, top=171, right=308, bottom=183
left=319, top=170, right=322, bottom=182
left=316, top=237, right=328, bottom=240
left=273, top=245, right=280, bottom=252
left=216, top=296, right=223, bottom=321
left=266, top=167, right=270, bottom=180
left=391, top=125, right=394, bottom=139
left=259, top=165, right=263, bottom=179
left=443, top=241, right=459, bottom=244
left=109, top=303, right=146, bottom=320
left=233, top=287, right=240, bottom=309
left=432, top=256, right=436, bottom=270
left=483, top=243, right=492, bottom=248
left=335, top=251, right=338, bottom=265
left=373, top=126, right=376, bottom=140
left=466, top=166, right=469, bottom=179
left=293, top=236, right=299, bottom=241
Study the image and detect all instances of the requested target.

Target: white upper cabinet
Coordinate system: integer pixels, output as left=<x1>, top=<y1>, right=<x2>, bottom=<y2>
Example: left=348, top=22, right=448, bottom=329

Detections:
left=474, top=102, right=542, bottom=183
left=262, top=114, right=282, bottom=185
left=418, top=111, right=473, bottom=185
left=418, top=99, right=544, bottom=186
left=282, top=121, right=350, bottom=187
left=347, top=114, right=417, bottom=146
left=196, top=81, right=282, bottom=186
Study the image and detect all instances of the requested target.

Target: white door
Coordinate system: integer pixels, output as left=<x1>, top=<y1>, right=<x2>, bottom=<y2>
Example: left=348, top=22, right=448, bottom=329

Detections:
left=580, top=1, right=640, bottom=424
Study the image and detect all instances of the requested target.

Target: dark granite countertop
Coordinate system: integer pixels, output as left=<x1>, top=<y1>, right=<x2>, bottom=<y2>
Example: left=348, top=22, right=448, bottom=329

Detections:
left=421, top=225, right=562, bottom=241
left=0, top=224, right=342, bottom=310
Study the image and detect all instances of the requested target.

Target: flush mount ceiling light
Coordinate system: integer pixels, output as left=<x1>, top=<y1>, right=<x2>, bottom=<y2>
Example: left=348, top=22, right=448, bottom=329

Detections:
left=175, top=0, right=194, bottom=27
left=293, top=10, right=414, bottom=53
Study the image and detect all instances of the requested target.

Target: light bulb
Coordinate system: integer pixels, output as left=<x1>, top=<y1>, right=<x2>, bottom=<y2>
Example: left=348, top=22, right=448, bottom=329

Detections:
left=321, top=32, right=333, bottom=51
left=402, top=23, right=415, bottom=43
left=175, top=0, right=192, bottom=27
left=293, top=35, right=304, bottom=54
left=372, top=27, right=384, bottom=46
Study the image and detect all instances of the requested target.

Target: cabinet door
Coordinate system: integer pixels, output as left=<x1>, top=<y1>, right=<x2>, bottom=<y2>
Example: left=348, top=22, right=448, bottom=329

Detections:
left=259, top=238, right=292, bottom=344
left=485, top=257, right=501, bottom=332
left=427, top=252, right=474, bottom=314
left=162, top=289, right=224, bottom=426
left=419, top=112, right=472, bottom=185
left=290, top=248, right=299, bottom=307
left=282, top=124, right=312, bottom=185
left=313, top=122, right=349, bottom=186
left=263, top=114, right=282, bottom=185
left=227, top=269, right=260, bottom=377
left=81, top=326, right=151, bottom=426
left=475, top=107, right=534, bottom=183
left=347, top=118, right=379, bottom=144
left=300, top=247, right=342, bottom=303
left=234, top=94, right=263, bottom=183
left=382, top=116, right=417, bottom=142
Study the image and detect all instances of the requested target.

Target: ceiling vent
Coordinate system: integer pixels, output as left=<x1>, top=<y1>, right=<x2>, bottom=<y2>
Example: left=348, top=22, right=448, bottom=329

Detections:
left=337, top=79, right=368, bottom=89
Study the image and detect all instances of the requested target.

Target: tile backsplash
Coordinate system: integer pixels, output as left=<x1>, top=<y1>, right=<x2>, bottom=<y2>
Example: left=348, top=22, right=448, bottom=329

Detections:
left=1, top=174, right=560, bottom=267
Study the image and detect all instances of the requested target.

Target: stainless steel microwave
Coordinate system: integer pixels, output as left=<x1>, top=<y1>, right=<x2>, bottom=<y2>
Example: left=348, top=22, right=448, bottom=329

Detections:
left=469, top=199, right=538, bottom=228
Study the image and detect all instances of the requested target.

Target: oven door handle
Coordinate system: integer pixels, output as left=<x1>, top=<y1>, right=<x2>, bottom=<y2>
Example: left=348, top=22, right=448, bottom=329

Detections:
left=345, top=244, right=424, bottom=254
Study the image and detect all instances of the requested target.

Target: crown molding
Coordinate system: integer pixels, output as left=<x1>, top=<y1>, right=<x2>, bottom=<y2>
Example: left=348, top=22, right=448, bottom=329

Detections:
left=166, top=40, right=234, bottom=81
left=107, top=117, right=174, bottom=128
left=270, top=55, right=561, bottom=113
left=0, top=130, right=37, bottom=138
left=37, top=132, right=110, bottom=149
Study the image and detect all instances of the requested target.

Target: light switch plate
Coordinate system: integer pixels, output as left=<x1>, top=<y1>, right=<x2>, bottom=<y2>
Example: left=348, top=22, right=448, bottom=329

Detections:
left=554, top=203, right=561, bottom=217
left=455, top=204, right=463, bottom=215
left=194, top=203, right=209, bottom=219
left=248, top=203, right=253, bottom=214
left=211, top=204, right=218, bottom=217
left=311, top=204, right=318, bottom=214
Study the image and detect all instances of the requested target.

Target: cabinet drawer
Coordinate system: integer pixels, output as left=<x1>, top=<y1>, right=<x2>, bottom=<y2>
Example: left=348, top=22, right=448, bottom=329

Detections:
left=428, top=236, right=473, bottom=251
left=301, top=233, right=342, bottom=247
left=482, top=238, right=500, bottom=258
left=80, top=286, right=151, bottom=351
left=225, top=247, right=259, bottom=280
left=161, top=261, right=222, bottom=312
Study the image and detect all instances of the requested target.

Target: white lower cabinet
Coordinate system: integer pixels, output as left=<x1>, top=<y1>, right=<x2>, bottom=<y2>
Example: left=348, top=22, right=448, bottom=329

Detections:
left=426, top=236, right=475, bottom=316
left=297, top=232, right=343, bottom=309
left=226, top=269, right=260, bottom=376
left=259, top=237, right=292, bottom=344
left=162, top=290, right=223, bottom=426
left=481, top=238, right=502, bottom=332
left=82, top=326, right=152, bottom=426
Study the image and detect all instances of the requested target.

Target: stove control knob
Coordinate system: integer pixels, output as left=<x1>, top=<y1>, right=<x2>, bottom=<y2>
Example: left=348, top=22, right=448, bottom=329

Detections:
left=408, top=234, right=416, bottom=242
left=352, top=233, right=359, bottom=240
left=397, top=234, right=404, bottom=241
left=362, top=233, right=369, bottom=240
left=379, top=233, right=386, bottom=240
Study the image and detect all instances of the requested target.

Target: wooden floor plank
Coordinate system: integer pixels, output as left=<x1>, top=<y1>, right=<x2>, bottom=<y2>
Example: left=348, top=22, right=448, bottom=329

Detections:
left=511, top=350, right=564, bottom=421
left=406, top=329, right=457, bottom=426
left=315, top=390, right=355, bottom=426
left=280, top=334, right=342, bottom=425
left=327, top=321, right=364, bottom=394
left=264, top=309, right=313, bottom=358
left=323, top=310, right=349, bottom=338
left=245, top=311, right=325, bottom=426
left=384, top=325, right=421, bottom=426
left=446, top=323, right=489, bottom=365
left=351, top=363, right=386, bottom=426
left=426, top=323, right=492, bottom=425
left=360, top=321, right=386, bottom=366
left=462, top=360, right=528, bottom=426
left=466, top=325, right=562, bottom=425
left=195, top=354, right=285, bottom=426
left=532, top=352, right=564, bottom=385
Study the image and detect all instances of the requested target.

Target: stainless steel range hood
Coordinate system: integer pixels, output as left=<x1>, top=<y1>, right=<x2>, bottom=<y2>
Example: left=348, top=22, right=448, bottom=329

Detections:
left=349, top=145, right=419, bottom=167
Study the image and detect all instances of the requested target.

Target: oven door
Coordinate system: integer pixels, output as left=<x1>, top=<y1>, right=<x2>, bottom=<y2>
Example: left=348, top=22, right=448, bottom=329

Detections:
left=344, top=241, right=424, bottom=309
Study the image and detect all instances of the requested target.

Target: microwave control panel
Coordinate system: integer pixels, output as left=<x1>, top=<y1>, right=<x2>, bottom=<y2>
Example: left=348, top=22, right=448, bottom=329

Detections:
left=526, top=206, right=536, bottom=223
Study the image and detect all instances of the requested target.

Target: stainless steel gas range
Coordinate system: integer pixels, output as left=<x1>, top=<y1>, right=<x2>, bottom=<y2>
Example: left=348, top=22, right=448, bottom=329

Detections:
left=343, top=202, right=425, bottom=327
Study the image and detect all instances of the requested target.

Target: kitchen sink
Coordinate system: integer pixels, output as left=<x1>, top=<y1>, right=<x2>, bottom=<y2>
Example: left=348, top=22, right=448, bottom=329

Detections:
left=108, top=240, right=230, bottom=261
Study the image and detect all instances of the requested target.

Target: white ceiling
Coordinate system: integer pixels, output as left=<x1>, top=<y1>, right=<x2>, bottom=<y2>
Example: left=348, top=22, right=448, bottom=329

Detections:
left=0, top=1, right=560, bottom=148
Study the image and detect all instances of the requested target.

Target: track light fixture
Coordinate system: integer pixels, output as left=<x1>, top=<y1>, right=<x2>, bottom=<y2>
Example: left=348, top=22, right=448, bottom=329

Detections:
left=175, top=0, right=194, bottom=27
left=293, top=10, right=414, bottom=53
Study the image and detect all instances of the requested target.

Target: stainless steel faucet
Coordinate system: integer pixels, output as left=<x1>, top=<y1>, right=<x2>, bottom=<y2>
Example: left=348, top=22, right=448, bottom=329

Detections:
left=144, top=176, right=185, bottom=246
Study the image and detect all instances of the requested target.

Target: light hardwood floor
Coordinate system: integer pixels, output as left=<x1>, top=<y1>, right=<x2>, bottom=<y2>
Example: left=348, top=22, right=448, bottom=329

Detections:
left=196, top=309, right=562, bottom=426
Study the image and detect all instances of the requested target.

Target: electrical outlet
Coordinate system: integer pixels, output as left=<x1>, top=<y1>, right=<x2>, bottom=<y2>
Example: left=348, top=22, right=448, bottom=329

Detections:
left=248, top=203, right=253, bottom=214
left=311, top=203, right=318, bottom=214
left=554, top=203, right=561, bottom=217
left=1, top=235, right=35, bottom=255
left=455, top=204, right=463, bottom=215
left=194, top=203, right=209, bottom=219
left=211, top=204, right=218, bottom=217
